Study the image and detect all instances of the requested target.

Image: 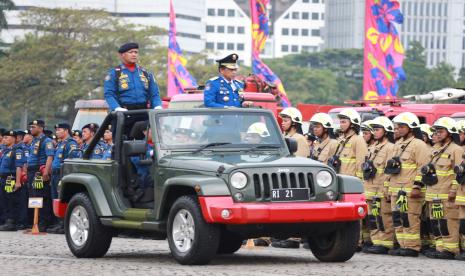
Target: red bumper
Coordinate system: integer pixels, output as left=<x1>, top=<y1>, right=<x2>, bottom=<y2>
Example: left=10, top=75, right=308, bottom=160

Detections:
left=53, top=199, right=68, bottom=218
left=199, top=194, right=367, bottom=224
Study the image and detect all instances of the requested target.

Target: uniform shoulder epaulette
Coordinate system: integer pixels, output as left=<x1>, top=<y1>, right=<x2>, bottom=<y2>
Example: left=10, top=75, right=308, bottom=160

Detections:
left=209, top=76, right=219, bottom=81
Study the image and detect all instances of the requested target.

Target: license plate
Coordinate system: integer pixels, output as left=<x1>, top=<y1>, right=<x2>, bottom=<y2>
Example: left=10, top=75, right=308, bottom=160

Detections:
left=271, top=188, right=310, bottom=202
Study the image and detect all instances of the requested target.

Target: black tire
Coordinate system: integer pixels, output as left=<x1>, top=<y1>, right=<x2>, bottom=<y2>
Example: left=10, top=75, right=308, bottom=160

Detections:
left=65, top=192, right=113, bottom=258
left=217, top=231, right=243, bottom=254
left=307, top=221, right=359, bottom=262
left=167, top=195, right=220, bottom=265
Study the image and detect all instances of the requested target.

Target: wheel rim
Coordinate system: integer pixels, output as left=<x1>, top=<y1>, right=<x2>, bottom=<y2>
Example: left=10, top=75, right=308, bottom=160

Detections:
left=69, top=206, right=90, bottom=247
left=171, top=209, right=195, bottom=253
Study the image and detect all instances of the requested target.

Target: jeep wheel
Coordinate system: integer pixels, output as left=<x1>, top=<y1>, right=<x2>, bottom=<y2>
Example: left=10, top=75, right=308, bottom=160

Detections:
left=307, top=221, right=359, bottom=262
left=65, top=193, right=113, bottom=258
left=167, top=195, right=220, bottom=265
left=217, top=231, right=243, bottom=254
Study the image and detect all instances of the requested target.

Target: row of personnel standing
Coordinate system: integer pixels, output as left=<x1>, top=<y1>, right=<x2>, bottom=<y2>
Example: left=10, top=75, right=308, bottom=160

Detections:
left=276, top=106, right=465, bottom=260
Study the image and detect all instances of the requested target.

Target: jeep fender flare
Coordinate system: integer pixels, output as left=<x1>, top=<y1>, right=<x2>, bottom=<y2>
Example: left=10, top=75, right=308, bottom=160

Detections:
left=60, top=173, right=112, bottom=216
left=337, top=174, right=364, bottom=194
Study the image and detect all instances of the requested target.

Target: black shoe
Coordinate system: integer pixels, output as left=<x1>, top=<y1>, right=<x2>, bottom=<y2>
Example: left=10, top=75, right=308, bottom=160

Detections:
left=388, top=247, right=402, bottom=256
left=16, top=224, right=28, bottom=230
left=361, top=243, right=374, bottom=253
left=400, top=248, right=419, bottom=257
left=271, top=239, right=300, bottom=249
left=365, top=245, right=389, bottom=254
left=455, top=252, right=465, bottom=261
left=253, top=238, right=270, bottom=247
left=425, top=250, right=455, bottom=260
left=0, top=220, right=17, bottom=231
left=421, top=246, right=436, bottom=255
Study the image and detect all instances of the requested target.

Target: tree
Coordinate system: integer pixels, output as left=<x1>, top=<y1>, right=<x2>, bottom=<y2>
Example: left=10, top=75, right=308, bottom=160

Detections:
left=397, top=41, right=430, bottom=96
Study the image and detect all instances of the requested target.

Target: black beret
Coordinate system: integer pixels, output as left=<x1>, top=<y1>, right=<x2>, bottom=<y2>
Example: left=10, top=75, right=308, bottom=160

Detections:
left=3, top=130, right=16, bottom=137
left=55, top=123, right=71, bottom=130
left=216, top=53, right=239, bottom=69
left=82, top=123, right=99, bottom=132
left=29, top=120, right=45, bottom=127
left=72, top=130, right=82, bottom=137
left=118, top=42, right=139, bottom=53
left=15, top=129, right=26, bottom=136
left=44, top=129, right=53, bottom=137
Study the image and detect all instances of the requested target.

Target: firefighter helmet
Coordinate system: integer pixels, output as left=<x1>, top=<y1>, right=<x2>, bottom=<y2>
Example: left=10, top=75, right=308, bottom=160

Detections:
left=432, top=117, right=459, bottom=134
left=369, top=116, right=394, bottom=132
left=279, top=107, right=302, bottom=124
left=310, top=113, right=334, bottom=129
left=420, top=124, right=433, bottom=139
left=361, top=120, right=374, bottom=134
left=392, top=112, right=420, bottom=128
left=337, top=108, right=361, bottom=126
left=247, top=122, right=270, bottom=137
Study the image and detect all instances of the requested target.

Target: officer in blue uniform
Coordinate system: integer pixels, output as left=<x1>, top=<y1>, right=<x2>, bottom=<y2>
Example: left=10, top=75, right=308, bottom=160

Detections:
left=204, top=53, right=245, bottom=108
left=0, top=131, right=25, bottom=231
left=102, top=125, right=113, bottom=160
left=27, top=120, right=55, bottom=231
left=72, top=130, right=84, bottom=149
left=81, top=123, right=106, bottom=159
left=104, top=42, right=162, bottom=111
left=14, top=130, right=30, bottom=229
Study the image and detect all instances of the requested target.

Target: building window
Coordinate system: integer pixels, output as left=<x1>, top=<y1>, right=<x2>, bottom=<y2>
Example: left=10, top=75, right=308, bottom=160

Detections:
left=217, top=42, right=224, bottom=50
left=206, top=42, right=214, bottom=49
left=228, top=9, right=235, bottom=17
left=206, top=25, right=214, bottom=33
left=420, top=2, right=424, bottom=16
left=321, top=13, right=324, bottom=20
left=207, top=9, right=215, bottom=16
left=311, top=29, right=320, bottom=36
left=443, top=37, right=446, bottom=49
left=284, top=13, right=289, bottom=19
left=217, top=26, right=225, bottom=33
left=282, top=45, right=289, bottom=52
left=444, top=19, right=447, bottom=32
left=312, top=0, right=319, bottom=3
left=432, top=3, right=436, bottom=16
left=218, top=9, right=225, bottom=16
left=227, top=26, right=235, bottom=33
left=312, top=13, right=319, bottom=20
left=237, top=26, right=245, bottom=34
left=414, top=2, right=418, bottom=16
left=292, top=12, right=299, bottom=19
left=438, top=3, right=442, bottom=17
left=282, top=28, right=289, bottom=35
left=237, top=43, right=244, bottom=51
left=291, top=45, right=298, bottom=52
left=292, top=28, right=299, bottom=36
left=425, top=20, right=429, bottom=32
left=302, top=29, right=309, bottom=36
left=426, top=3, right=430, bottom=16
left=302, top=12, right=309, bottom=19
left=227, top=43, right=234, bottom=50
left=303, top=0, right=309, bottom=3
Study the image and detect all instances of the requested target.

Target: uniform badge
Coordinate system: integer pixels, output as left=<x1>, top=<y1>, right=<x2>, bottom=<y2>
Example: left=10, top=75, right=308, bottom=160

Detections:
left=105, top=75, right=111, bottom=81
left=232, top=54, right=237, bottom=60
left=16, top=153, right=22, bottom=160
left=223, top=96, right=229, bottom=102
left=121, top=83, right=128, bottom=89
left=94, top=149, right=100, bottom=154
left=46, top=142, right=53, bottom=150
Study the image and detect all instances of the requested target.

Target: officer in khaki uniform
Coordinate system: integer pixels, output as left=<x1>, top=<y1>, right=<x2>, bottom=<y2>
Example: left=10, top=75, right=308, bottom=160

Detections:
left=362, top=117, right=396, bottom=254
left=361, top=120, right=376, bottom=147
left=279, top=107, right=309, bottom=158
left=309, top=113, right=338, bottom=164
left=386, top=112, right=430, bottom=257
left=456, top=167, right=465, bottom=260
left=422, top=117, right=463, bottom=259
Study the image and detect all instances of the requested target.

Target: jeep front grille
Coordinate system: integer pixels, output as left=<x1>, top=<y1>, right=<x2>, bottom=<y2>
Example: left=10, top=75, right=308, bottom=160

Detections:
left=252, top=172, right=314, bottom=200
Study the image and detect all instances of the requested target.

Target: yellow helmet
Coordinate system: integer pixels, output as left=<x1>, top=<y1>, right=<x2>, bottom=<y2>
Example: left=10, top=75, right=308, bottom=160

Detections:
left=337, top=108, right=361, bottom=126
left=369, top=116, right=394, bottom=132
left=392, top=112, right=420, bottom=128
left=361, top=120, right=374, bottom=134
left=279, top=107, right=302, bottom=124
left=420, top=124, right=433, bottom=139
left=432, top=117, right=458, bottom=134
left=247, top=122, right=270, bottom=137
left=310, top=113, right=334, bottom=128
left=456, top=120, right=465, bottom=133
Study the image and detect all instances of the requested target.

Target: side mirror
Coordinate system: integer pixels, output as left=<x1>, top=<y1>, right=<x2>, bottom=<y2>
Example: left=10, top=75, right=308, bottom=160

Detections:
left=123, top=140, right=147, bottom=156
left=285, top=138, right=298, bottom=155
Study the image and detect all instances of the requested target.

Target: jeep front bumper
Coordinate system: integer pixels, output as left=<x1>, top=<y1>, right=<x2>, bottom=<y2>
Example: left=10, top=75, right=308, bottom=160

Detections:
left=199, top=194, right=367, bottom=224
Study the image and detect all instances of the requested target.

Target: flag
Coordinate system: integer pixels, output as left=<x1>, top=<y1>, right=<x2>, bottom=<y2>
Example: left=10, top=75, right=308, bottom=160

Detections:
left=250, top=0, right=290, bottom=107
left=167, top=0, right=197, bottom=97
left=363, top=0, right=406, bottom=100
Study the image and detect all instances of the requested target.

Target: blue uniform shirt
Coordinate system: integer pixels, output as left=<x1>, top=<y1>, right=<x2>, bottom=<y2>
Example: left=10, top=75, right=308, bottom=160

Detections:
left=130, top=144, right=153, bottom=177
left=52, top=137, right=78, bottom=170
left=82, top=140, right=106, bottom=159
left=101, top=143, right=113, bottom=160
left=204, top=76, right=243, bottom=108
left=103, top=64, right=162, bottom=111
left=27, top=134, right=54, bottom=167
left=0, top=145, right=23, bottom=174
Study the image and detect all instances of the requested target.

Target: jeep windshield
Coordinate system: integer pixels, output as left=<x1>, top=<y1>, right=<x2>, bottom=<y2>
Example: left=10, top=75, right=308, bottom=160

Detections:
left=156, top=111, right=283, bottom=151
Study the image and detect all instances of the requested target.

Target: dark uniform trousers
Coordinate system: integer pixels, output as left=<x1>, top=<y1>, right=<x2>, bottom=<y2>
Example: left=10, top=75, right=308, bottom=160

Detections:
left=51, top=169, right=61, bottom=200
left=28, top=166, right=52, bottom=227
left=0, top=175, right=28, bottom=225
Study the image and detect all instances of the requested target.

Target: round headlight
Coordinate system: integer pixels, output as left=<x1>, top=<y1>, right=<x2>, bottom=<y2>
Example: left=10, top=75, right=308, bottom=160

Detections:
left=230, top=172, right=248, bottom=189
left=316, top=170, right=332, bottom=188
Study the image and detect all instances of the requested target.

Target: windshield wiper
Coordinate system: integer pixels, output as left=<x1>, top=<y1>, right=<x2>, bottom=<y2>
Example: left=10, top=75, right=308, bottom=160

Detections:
left=192, top=142, right=232, bottom=154
left=248, top=145, right=281, bottom=151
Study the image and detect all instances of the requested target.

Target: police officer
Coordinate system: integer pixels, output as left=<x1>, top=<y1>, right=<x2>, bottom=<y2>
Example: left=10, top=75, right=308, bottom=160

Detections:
left=72, top=130, right=84, bottom=149
left=27, top=120, right=55, bottom=232
left=422, top=117, right=463, bottom=259
left=14, top=130, right=29, bottom=230
left=81, top=123, right=106, bottom=159
left=362, top=117, right=396, bottom=254
left=309, top=113, right=338, bottom=163
left=204, top=53, right=246, bottom=108
left=104, top=42, right=162, bottom=111
left=387, top=112, right=429, bottom=257
left=0, top=131, right=25, bottom=231
left=102, top=125, right=113, bottom=160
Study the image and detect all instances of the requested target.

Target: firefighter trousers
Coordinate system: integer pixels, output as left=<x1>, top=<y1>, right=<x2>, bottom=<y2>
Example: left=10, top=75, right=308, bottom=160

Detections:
left=428, top=201, right=460, bottom=254
left=367, top=197, right=394, bottom=248
left=391, top=195, right=423, bottom=252
left=459, top=206, right=465, bottom=252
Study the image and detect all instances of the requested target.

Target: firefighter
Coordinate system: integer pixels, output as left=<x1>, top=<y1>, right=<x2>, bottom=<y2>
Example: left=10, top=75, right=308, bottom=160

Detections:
left=361, top=120, right=375, bottom=147
left=422, top=117, right=463, bottom=259
left=279, top=107, right=309, bottom=158
left=457, top=161, right=465, bottom=261
left=420, top=124, right=434, bottom=148
left=362, top=117, right=396, bottom=254
left=386, top=112, right=430, bottom=257
left=457, top=120, right=465, bottom=149
left=308, top=113, right=338, bottom=164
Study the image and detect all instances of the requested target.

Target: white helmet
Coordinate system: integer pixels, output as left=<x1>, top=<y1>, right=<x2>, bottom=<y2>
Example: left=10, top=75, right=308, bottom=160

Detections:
left=337, top=108, right=361, bottom=126
left=420, top=124, right=433, bottom=139
left=279, top=107, right=302, bottom=124
left=456, top=120, right=465, bottom=133
left=310, top=113, right=334, bottom=129
left=361, top=120, right=374, bottom=134
left=247, top=122, right=270, bottom=137
left=432, top=117, right=459, bottom=134
left=392, top=112, right=420, bottom=128
left=369, top=116, right=394, bottom=132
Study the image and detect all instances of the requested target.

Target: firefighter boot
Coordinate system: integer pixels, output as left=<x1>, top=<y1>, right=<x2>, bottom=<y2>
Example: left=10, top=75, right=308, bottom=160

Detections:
left=455, top=252, right=465, bottom=261
left=425, top=250, right=455, bottom=260
left=400, top=248, right=419, bottom=257
left=365, top=245, right=389, bottom=254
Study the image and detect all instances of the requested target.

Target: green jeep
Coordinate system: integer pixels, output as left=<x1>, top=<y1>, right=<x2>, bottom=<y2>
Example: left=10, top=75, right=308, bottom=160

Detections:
left=54, top=108, right=367, bottom=265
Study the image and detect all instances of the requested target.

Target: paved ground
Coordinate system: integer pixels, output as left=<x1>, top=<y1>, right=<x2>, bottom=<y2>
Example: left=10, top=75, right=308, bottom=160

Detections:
left=0, top=231, right=463, bottom=276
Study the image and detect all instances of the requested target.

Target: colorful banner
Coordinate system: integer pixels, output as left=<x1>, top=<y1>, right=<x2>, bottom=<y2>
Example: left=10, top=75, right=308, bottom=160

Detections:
left=167, top=0, right=197, bottom=97
left=250, top=0, right=290, bottom=107
left=363, top=0, right=406, bottom=100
